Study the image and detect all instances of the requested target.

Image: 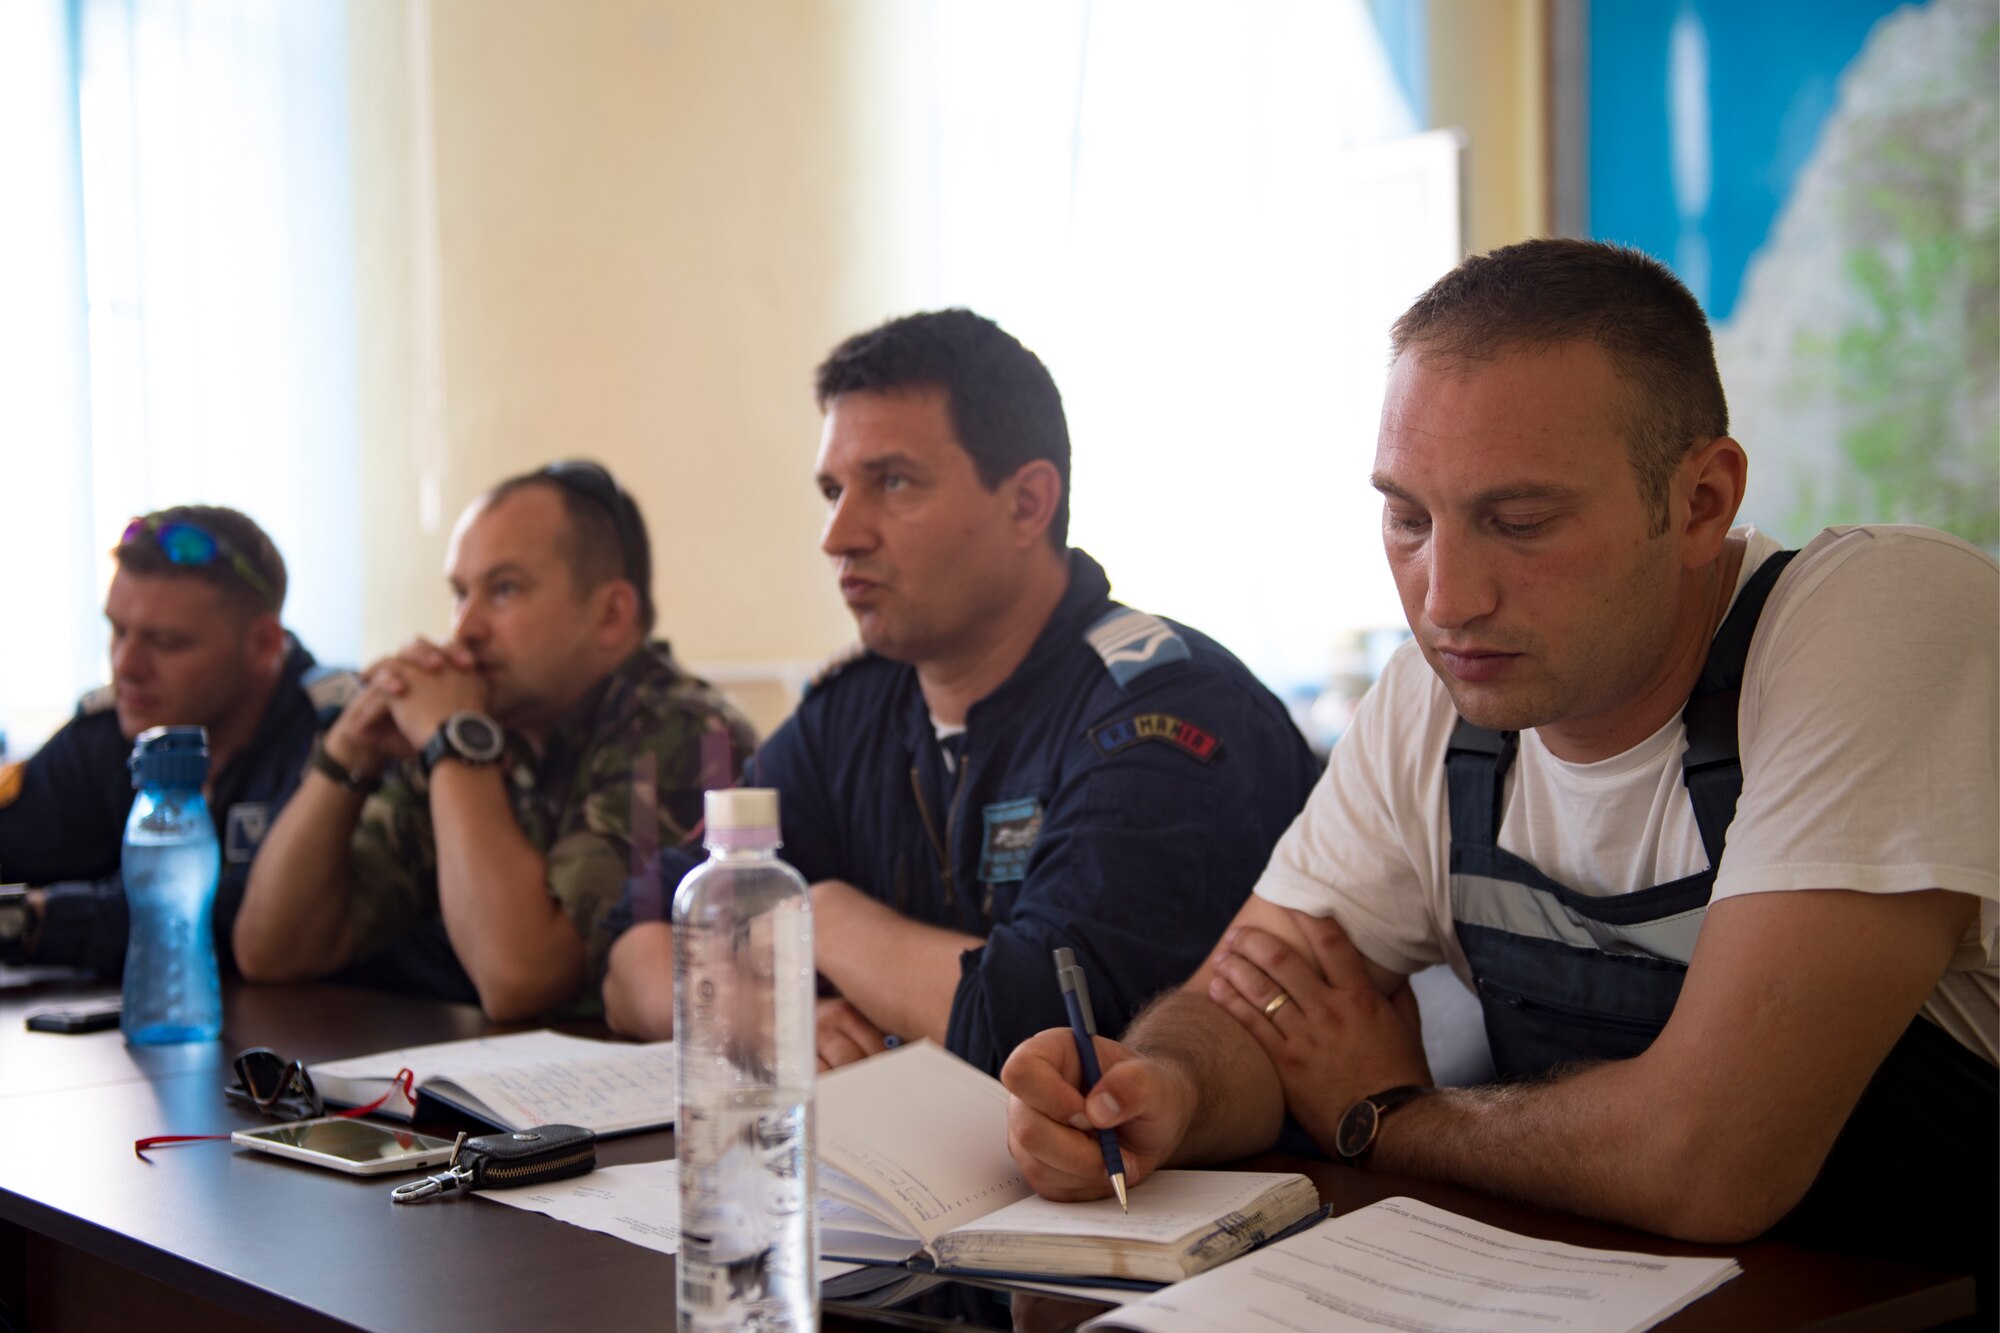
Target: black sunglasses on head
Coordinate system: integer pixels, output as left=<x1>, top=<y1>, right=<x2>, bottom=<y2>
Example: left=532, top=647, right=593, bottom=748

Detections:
left=539, top=460, right=644, bottom=586
left=225, top=1046, right=324, bottom=1120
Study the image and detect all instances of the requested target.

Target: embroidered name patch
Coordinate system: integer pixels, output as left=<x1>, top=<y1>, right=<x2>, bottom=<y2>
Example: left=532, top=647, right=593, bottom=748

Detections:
left=224, top=802, right=272, bottom=864
left=1090, top=714, right=1223, bottom=764
left=979, top=797, right=1044, bottom=883
left=1085, top=608, right=1190, bottom=687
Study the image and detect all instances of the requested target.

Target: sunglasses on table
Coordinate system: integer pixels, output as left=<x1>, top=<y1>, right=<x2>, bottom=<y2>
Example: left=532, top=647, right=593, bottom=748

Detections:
left=134, top=1048, right=417, bottom=1155
left=225, top=1047, right=324, bottom=1120
left=120, top=515, right=279, bottom=612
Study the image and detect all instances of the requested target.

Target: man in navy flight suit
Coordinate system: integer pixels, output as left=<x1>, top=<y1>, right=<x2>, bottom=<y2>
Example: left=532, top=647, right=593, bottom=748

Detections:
left=603, top=309, right=1320, bottom=1074
left=0, top=505, right=352, bottom=974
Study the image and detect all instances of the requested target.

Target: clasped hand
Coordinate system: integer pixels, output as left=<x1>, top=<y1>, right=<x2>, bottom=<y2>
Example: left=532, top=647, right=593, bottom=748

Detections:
left=1206, top=909, right=1432, bottom=1153
left=323, top=637, right=490, bottom=780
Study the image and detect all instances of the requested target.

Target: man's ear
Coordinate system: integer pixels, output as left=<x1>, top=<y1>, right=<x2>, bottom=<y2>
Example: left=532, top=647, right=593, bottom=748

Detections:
left=244, top=612, right=288, bottom=677
left=1674, top=436, right=1747, bottom=568
left=596, top=579, right=641, bottom=646
left=1006, top=459, right=1063, bottom=550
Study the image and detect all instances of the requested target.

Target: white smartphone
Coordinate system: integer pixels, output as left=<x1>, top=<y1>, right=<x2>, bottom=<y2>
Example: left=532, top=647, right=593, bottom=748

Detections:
left=231, top=1116, right=459, bottom=1176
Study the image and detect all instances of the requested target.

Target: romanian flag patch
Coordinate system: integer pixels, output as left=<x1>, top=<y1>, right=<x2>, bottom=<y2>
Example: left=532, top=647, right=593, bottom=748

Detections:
left=1089, top=714, right=1222, bottom=764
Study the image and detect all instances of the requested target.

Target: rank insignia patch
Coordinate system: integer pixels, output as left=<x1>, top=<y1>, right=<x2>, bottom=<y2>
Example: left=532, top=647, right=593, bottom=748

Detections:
left=1090, top=714, right=1223, bottom=764
left=0, top=762, right=21, bottom=810
left=224, top=802, right=272, bottom=864
left=979, top=797, right=1044, bottom=883
left=1085, top=608, right=1190, bottom=687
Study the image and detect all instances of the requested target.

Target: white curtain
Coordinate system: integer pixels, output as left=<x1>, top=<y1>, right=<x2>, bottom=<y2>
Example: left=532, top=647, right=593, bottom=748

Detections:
left=0, top=0, right=361, bottom=755
left=0, top=0, right=97, bottom=755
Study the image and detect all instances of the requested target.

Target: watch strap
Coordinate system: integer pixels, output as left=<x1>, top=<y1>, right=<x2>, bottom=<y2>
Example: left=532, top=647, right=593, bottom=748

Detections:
left=309, top=734, right=381, bottom=795
left=1369, top=1084, right=1428, bottom=1115
left=0, top=888, right=36, bottom=966
left=421, top=712, right=504, bottom=776
left=1337, top=1083, right=1429, bottom=1164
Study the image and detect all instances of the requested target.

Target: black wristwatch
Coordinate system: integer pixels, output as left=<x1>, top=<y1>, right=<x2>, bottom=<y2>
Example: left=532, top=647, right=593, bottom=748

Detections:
left=420, top=711, right=505, bottom=775
left=1333, top=1084, right=1427, bottom=1165
left=0, top=886, right=37, bottom=966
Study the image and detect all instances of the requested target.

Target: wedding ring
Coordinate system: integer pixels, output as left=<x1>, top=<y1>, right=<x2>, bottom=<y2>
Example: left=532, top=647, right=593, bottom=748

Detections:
left=1262, top=992, right=1292, bottom=1019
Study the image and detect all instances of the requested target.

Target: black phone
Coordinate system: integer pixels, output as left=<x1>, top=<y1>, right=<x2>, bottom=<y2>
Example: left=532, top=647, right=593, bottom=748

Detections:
left=25, top=997, right=123, bottom=1033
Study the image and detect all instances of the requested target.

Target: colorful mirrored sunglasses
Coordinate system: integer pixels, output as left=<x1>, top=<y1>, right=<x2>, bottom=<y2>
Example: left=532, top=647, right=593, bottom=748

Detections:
left=120, top=516, right=278, bottom=611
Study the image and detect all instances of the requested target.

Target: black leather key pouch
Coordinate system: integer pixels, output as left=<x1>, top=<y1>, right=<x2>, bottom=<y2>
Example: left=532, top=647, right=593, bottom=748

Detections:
left=459, top=1125, right=597, bottom=1189
left=391, top=1123, right=597, bottom=1203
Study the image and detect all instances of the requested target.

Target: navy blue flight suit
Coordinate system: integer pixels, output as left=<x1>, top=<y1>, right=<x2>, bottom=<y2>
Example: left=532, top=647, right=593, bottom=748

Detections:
left=736, top=550, right=1321, bottom=1074
left=0, top=637, right=354, bottom=974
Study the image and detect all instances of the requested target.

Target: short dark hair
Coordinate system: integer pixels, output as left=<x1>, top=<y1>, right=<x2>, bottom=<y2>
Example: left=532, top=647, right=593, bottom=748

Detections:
left=113, top=504, right=286, bottom=618
left=1390, top=238, right=1729, bottom=532
left=815, top=308, right=1072, bottom=547
left=484, top=462, right=656, bottom=633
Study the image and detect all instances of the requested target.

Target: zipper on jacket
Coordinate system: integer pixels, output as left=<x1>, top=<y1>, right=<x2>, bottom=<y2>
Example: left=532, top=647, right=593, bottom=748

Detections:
left=909, top=764, right=955, bottom=911
left=910, top=746, right=971, bottom=918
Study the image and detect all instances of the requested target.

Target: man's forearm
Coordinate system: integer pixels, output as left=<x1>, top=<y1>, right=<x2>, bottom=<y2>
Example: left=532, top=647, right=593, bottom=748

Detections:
left=427, top=763, right=582, bottom=1021
left=1369, top=1059, right=1734, bottom=1238
left=1124, top=986, right=1289, bottom=1165
left=811, top=880, right=978, bottom=1045
left=603, top=921, right=676, bottom=1039
left=233, top=772, right=366, bottom=980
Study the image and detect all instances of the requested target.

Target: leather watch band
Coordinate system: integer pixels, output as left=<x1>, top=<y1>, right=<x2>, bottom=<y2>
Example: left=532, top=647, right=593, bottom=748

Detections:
left=1334, top=1083, right=1428, bottom=1164
left=309, top=734, right=381, bottom=795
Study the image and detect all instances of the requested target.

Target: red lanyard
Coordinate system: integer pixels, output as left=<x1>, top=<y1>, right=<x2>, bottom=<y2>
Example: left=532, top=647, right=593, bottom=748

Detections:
left=134, top=1068, right=417, bottom=1157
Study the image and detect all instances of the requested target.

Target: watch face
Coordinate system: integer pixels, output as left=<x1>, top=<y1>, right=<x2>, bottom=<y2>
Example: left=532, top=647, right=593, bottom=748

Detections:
left=446, top=713, right=504, bottom=762
left=1335, top=1099, right=1380, bottom=1160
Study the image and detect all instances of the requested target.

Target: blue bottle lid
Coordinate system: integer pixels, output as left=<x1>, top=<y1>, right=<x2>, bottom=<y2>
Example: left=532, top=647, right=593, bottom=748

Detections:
left=128, top=725, right=210, bottom=790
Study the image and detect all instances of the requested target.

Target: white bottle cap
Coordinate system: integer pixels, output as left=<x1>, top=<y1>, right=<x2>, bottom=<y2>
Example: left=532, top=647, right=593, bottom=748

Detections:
left=705, top=788, right=779, bottom=832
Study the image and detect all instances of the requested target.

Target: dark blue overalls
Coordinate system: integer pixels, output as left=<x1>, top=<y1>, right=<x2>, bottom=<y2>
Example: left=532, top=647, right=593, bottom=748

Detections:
left=1445, top=551, right=1996, bottom=1317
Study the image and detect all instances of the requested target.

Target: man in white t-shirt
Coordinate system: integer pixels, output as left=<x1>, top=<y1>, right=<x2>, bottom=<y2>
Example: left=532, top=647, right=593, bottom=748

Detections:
left=1002, top=239, right=1997, bottom=1306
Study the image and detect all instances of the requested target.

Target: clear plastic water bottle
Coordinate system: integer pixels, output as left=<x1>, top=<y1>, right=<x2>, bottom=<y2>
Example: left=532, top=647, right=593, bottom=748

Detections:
left=674, top=788, right=817, bottom=1332
left=121, top=725, right=222, bottom=1044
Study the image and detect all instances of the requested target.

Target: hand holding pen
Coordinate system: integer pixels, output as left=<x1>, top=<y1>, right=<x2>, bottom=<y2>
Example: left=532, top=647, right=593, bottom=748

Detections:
left=1053, top=947, right=1130, bottom=1211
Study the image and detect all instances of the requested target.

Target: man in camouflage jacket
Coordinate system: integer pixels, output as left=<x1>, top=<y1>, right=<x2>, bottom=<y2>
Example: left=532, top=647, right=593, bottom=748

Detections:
left=233, top=463, right=756, bottom=1020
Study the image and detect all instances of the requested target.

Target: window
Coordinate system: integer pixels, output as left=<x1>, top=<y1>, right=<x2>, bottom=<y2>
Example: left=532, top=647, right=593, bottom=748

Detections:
left=1, top=0, right=361, bottom=754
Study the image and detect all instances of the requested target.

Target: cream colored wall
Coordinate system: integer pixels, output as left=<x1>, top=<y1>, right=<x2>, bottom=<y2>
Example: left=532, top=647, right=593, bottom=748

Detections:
left=348, top=1, right=931, bottom=735
left=344, top=1, right=1551, bottom=735
left=1428, top=0, right=1549, bottom=253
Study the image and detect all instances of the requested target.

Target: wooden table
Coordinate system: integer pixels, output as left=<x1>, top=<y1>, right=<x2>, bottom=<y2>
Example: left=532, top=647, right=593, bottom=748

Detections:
left=0, top=972, right=1975, bottom=1332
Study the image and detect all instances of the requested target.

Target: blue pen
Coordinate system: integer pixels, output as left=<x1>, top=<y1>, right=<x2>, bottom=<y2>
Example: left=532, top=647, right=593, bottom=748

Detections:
left=1053, top=947, right=1129, bottom=1212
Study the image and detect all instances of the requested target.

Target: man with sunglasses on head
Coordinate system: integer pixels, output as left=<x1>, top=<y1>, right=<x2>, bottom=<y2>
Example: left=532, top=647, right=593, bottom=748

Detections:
left=234, top=461, right=757, bottom=1022
left=0, top=506, right=355, bottom=975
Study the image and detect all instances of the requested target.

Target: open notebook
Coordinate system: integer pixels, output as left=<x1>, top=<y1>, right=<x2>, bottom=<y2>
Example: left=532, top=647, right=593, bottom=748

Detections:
left=308, top=1030, right=676, bottom=1136
left=816, top=1042, right=1321, bottom=1284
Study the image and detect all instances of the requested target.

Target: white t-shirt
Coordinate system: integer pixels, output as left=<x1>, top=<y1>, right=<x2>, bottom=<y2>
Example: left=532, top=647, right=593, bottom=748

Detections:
left=1256, top=525, right=1999, bottom=1063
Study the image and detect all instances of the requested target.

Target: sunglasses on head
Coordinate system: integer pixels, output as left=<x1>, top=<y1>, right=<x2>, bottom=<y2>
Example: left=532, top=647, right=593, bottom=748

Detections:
left=225, top=1047, right=324, bottom=1120
left=538, top=460, right=644, bottom=585
left=121, top=516, right=279, bottom=612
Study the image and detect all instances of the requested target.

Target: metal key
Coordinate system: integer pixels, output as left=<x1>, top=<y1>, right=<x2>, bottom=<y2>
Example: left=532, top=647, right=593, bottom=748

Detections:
left=390, top=1132, right=469, bottom=1204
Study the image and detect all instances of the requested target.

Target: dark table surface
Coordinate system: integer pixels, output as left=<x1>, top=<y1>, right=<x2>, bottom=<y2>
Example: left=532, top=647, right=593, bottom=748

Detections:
left=0, top=971, right=1975, bottom=1332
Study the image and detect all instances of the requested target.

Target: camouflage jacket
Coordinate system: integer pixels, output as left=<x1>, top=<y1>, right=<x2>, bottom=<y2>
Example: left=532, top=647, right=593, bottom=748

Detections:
left=339, top=641, right=757, bottom=1014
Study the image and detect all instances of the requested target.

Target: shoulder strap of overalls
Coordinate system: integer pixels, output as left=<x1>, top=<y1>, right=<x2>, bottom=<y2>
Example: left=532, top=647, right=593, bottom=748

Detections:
left=1680, top=548, right=1796, bottom=869
left=1445, top=719, right=1517, bottom=849
left=1445, top=548, right=1798, bottom=855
